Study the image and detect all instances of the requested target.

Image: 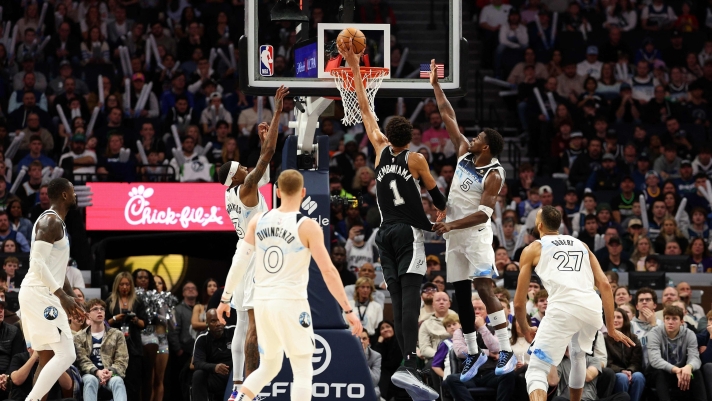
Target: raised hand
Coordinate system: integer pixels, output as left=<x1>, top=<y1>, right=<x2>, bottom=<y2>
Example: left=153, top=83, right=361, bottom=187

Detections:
left=339, top=38, right=363, bottom=70
left=274, top=85, right=289, bottom=112
left=429, top=59, right=439, bottom=86
left=257, top=122, right=269, bottom=142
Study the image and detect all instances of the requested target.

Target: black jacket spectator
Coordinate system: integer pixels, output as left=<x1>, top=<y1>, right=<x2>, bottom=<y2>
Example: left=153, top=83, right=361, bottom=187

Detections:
left=7, top=351, right=69, bottom=401
left=192, top=323, right=234, bottom=401
left=0, top=314, right=25, bottom=374
left=569, top=143, right=603, bottom=187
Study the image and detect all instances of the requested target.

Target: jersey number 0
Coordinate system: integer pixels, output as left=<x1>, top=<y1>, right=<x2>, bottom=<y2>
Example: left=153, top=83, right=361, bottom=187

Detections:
left=553, top=251, right=584, bottom=272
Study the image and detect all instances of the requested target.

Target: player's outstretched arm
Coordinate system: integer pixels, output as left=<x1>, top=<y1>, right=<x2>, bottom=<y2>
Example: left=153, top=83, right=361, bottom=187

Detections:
left=340, top=40, right=389, bottom=158
left=408, top=152, right=447, bottom=211
left=586, top=243, right=635, bottom=347
left=240, top=86, right=289, bottom=205
left=299, top=218, right=363, bottom=336
left=32, top=214, right=85, bottom=319
left=430, top=59, right=468, bottom=157
left=433, top=170, right=502, bottom=234
left=217, top=214, right=259, bottom=324
left=513, top=243, right=538, bottom=339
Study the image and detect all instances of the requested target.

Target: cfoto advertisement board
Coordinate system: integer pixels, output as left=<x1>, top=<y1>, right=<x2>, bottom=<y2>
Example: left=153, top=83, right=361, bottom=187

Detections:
left=85, top=183, right=272, bottom=231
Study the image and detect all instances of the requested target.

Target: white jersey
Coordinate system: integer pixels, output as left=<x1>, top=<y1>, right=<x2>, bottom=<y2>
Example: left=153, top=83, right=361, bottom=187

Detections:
left=534, top=235, right=601, bottom=314
left=446, top=154, right=505, bottom=227
left=23, top=210, right=70, bottom=288
left=253, top=210, right=311, bottom=301
left=225, top=184, right=268, bottom=239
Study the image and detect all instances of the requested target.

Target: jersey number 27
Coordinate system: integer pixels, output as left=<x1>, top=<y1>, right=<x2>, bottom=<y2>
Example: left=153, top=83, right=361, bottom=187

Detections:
left=553, top=251, right=584, bottom=271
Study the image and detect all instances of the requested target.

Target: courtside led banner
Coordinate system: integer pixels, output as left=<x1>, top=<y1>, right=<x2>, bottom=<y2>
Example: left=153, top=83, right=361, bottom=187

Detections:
left=86, top=183, right=273, bottom=231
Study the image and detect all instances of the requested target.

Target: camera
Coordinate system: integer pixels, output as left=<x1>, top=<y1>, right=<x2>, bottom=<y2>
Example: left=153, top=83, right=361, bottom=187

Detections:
left=330, top=195, right=361, bottom=209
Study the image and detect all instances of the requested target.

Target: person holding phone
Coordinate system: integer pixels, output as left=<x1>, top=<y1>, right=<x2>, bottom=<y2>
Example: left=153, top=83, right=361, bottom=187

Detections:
left=345, top=224, right=379, bottom=272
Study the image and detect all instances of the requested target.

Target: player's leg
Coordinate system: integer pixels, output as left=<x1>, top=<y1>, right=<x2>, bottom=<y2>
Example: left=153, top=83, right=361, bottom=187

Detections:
left=244, top=310, right=259, bottom=376
left=567, top=315, right=603, bottom=401
left=230, top=309, right=248, bottom=387
left=287, top=353, right=313, bottom=401
left=377, top=228, right=405, bottom=354
left=27, top=334, right=76, bottom=401
left=525, top=309, right=575, bottom=401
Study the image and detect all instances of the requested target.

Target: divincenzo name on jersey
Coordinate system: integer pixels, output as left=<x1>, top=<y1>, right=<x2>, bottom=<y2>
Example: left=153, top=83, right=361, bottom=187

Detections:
left=256, top=227, right=297, bottom=244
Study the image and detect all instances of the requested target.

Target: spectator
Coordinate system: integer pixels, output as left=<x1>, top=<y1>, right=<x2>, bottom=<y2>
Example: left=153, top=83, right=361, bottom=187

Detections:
left=603, top=237, right=635, bottom=272
left=577, top=214, right=599, bottom=249
left=168, top=281, right=198, bottom=386
left=18, top=135, right=56, bottom=170
left=48, top=23, right=82, bottom=70
left=201, top=94, right=232, bottom=136
left=358, top=329, right=382, bottom=399
left=12, top=56, right=47, bottom=92
left=496, top=9, right=528, bottom=78
left=525, top=186, right=553, bottom=230
left=7, top=346, right=73, bottom=401
left=630, top=60, right=658, bottom=105
left=66, top=258, right=85, bottom=289
left=644, top=255, right=661, bottom=271
left=160, top=73, right=194, bottom=116
left=667, top=67, right=689, bottom=103
left=371, top=321, right=402, bottom=399
left=418, top=291, right=454, bottom=362
left=622, top=218, right=644, bottom=254
left=676, top=281, right=705, bottom=323
left=643, top=85, right=680, bottom=125
left=653, top=217, right=688, bottom=254
left=81, top=26, right=111, bottom=66
left=105, top=272, right=147, bottom=401
left=686, top=81, right=711, bottom=127
left=630, top=288, right=660, bottom=368
left=127, top=73, right=159, bottom=119
left=663, top=30, right=688, bottom=70
left=557, top=61, right=585, bottom=103
left=8, top=72, right=47, bottom=113
left=16, top=160, right=43, bottom=214
left=421, top=111, right=449, bottom=153
left=600, top=27, right=632, bottom=63
left=674, top=2, right=698, bottom=32
left=6, top=199, right=31, bottom=241
left=560, top=131, right=585, bottom=175
left=586, top=153, right=622, bottom=192
left=519, top=187, right=541, bottom=224
left=577, top=46, right=603, bottom=79
left=569, top=137, right=603, bottom=190
left=8, top=91, right=51, bottom=133
left=237, top=97, right=273, bottom=135
left=646, top=305, right=705, bottom=401
left=192, top=309, right=233, bottom=401
left=106, top=6, right=133, bottom=47
left=59, top=133, right=98, bottom=182
left=529, top=289, right=547, bottom=327
left=18, top=112, right=54, bottom=155
left=74, top=298, right=129, bottom=401
left=610, top=83, right=642, bottom=124
left=640, top=0, right=676, bottom=31
left=611, top=177, right=640, bottom=224
left=507, top=48, right=548, bottom=85
left=345, top=277, right=383, bottom=336
left=675, top=160, right=696, bottom=197
left=510, top=163, right=539, bottom=203
left=687, top=237, right=712, bottom=273
left=687, top=207, right=711, bottom=245
left=331, top=245, right=356, bottom=286
left=345, top=225, right=378, bottom=272
left=615, top=287, right=633, bottom=308
left=419, top=282, right=438, bottom=322
left=0, top=212, right=29, bottom=253
left=345, top=263, right=386, bottom=306
left=28, top=184, right=49, bottom=223
left=548, top=345, right=625, bottom=401
left=479, top=0, right=513, bottom=68
left=53, top=76, right=90, bottom=122
left=96, top=132, right=136, bottom=182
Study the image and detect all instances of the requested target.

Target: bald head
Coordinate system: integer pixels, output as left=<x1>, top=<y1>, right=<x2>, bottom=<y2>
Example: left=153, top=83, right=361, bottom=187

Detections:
left=358, top=263, right=375, bottom=279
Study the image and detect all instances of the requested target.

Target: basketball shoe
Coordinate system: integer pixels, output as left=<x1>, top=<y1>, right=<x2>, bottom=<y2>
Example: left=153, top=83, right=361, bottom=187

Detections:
left=391, top=366, right=438, bottom=400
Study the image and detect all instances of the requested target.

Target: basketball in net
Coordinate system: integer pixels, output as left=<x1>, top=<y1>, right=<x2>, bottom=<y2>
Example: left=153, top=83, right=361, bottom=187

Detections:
left=331, top=67, right=389, bottom=126
left=337, top=28, right=366, bottom=54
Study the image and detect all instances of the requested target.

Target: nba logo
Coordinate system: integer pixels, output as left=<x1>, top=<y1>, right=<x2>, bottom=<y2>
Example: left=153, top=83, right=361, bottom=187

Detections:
left=259, top=45, right=274, bottom=77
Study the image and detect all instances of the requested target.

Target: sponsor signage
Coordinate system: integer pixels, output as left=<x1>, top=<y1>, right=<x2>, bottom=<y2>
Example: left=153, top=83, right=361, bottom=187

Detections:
left=86, top=183, right=272, bottom=231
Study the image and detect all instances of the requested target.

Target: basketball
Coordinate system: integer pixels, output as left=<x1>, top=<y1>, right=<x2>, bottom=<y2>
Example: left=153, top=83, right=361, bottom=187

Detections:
left=337, top=27, right=366, bottom=54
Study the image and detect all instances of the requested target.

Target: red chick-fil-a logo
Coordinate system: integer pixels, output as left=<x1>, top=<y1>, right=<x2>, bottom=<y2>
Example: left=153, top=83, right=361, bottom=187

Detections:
left=124, top=185, right=224, bottom=228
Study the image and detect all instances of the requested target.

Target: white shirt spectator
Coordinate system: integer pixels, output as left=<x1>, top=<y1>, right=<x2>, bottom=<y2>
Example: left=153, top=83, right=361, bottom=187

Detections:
left=498, top=24, right=528, bottom=49
left=59, top=149, right=98, bottom=178
left=170, top=152, right=215, bottom=182
left=66, top=265, right=86, bottom=288
left=237, top=107, right=273, bottom=135
left=345, top=239, right=378, bottom=272
left=344, top=286, right=386, bottom=306
left=479, top=3, right=512, bottom=30
left=577, top=60, right=603, bottom=79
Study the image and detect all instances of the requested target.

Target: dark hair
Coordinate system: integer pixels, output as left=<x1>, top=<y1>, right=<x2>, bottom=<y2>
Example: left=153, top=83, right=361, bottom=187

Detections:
left=6, top=199, right=23, bottom=220
left=154, top=274, right=167, bottom=291
left=132, top=268, right=156, bottom=291
left=216, top=120, right=229, bottom=129
left=29, top=134, right=42, bottom=144
left=202, top=278, right=218, bottom=304
left=662, top=305, right=684, bottom=319
left=583, top=193, right=597, bottom=201
left=483, top=128, right=504, bottom=156
left=540, top=205, right=562, bottom=231
left=584, top=213, right=598, bottom=222
left=85, top=298, right=107, bottom=311
left=376, top=320, right=395, bottom=337
left=47, top=178, right=72, bottom=202
left=634, top=287, right=657, bottom=305
left=384, top=116, right=413, bottom=147
left=614, top=307, right=633, bottom=338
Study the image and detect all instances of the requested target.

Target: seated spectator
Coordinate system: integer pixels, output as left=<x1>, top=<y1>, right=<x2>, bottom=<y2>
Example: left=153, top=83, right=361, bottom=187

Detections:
left=8, top=72, right=47, bottom=113
left=586, top=153, right=622, bottom=192
left=331, top=245, right=356, bottom=286
left=419, top=282, right=437, bottom=322
left=600, top=27, right=633, bottom=62
left=17, top=135, right=56, bottom=170
left=641, top=0, right=676, bottom=31
left=548, top=345, right=625, bottom=401
left=418, top=292, right=455, bottom=362
left=653, top=217, right=688, bottom=255
left=96, top=132, right=136, bottom=182
left=18, top=112, right=54, bottom=156
left=6, top=199, right=30, bottom=242
left=0, top=211, right=29, bottom=254
left=192, top=309, right=233, bottom=401
left=686, top=81, right=711, bottom=127
left=7, top=347, right=73, bottom=401
left=530, top=289, right=547, bottom=327
left=495, top=9, right=528, bottom=78
left=28, top=184, right=49, bottom=223
left=59, top=133, right=97, bottom=183
left=16, top=161, right=42, bottom=212
left=345, top=263, right=386, bottom=306
left=8, top=91, right=51, bottom=134
left=518, top=187, right=541, bottom=224
left=371, top=321, right=402, bottom=399
left=431, top=314, right=462, bottom=380
left=201, top=93, right=232, bottom=135
left=557, top=62, right=585, bottom=104
left=81, top=27, right=111, bottom=66
left=66, top=258, right=86, bottom=289
left=75, top=298, right=128, bottom=401
left=237, top=97, right=273, bottom=135
left=646, top=305, right=705, bottom=400
left=358, top=329, right=382, bottom=399
left=603, top=237, right=635, bottom=272
left=160, top=73, right=195, bottom=116
left=615, top=287, right=633, bottom=308
left=479, top=0, right=512, bottom=68
left=345, top=225, right=378, bottom=272
left=126, top=73, right=158, bottom=119
left=605, top=308, right=645, bottom=401
left=577, top=46, right=603, bottom=79
left=345, top=277, right=383, bottom=336
left=507, top=48, right=548, bottom=85
left=524, top=186, right=554, bottom=230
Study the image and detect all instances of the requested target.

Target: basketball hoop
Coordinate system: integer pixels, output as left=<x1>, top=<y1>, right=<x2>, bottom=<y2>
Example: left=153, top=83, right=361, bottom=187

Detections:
left=330, top=67, right=389, bottom=126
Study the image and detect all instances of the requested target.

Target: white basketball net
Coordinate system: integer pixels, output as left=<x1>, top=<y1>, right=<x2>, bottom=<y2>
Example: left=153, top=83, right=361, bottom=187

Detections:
left=330, top=67, right=389, bottom=126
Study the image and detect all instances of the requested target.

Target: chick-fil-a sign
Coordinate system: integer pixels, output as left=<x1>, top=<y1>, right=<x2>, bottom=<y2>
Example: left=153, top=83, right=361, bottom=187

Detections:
left=86, top=183, right=273, bottom=231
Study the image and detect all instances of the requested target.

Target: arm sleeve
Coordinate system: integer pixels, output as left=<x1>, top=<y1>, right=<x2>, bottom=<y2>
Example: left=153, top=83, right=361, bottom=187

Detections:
left=28, top=241, right=61, bottom=293
left=221, top=240, right=255, bottom=301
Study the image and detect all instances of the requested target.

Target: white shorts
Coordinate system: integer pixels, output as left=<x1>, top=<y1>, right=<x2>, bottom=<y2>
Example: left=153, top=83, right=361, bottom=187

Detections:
left=445, top=226, right=496, bottom=282
left=231, top=255, right=255, bottom=311
left=529, top=307, right=603, bottom=366
left=19, top=286, right=73, bottom=350
left=254, top=299, right=314, bottom=359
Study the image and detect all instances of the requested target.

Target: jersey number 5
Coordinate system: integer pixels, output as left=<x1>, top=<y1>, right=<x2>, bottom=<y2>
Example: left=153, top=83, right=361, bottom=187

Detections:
left=460, top=178, right=473, bottom=192
left=553, top=251, right=584, bottom=271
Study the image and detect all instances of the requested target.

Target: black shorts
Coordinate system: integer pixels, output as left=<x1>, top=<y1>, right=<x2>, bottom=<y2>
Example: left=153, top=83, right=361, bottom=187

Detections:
left=376, top=223, right=427, bottom=285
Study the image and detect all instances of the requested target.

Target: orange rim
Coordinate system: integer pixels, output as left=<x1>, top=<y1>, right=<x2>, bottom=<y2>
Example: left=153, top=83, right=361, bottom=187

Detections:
left=330, top=67, right=389, bottom=90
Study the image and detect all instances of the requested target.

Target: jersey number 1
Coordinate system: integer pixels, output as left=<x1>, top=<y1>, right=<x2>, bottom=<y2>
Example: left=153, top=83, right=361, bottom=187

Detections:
left=389, top=180, right=405, bottom=206
left=553, top=251, right=584, bottom=271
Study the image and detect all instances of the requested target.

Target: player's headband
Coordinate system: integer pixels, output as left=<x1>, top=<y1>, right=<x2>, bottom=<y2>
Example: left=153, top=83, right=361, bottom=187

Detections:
left=223, top=161, right=240, bottom=186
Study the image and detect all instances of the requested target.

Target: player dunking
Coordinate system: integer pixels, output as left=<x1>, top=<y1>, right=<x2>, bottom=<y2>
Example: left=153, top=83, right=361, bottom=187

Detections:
left=342, top=42, right=445, bottom=400
left=223, top=170, right=361, bottom=401
left=20, top=178, right=85, bottom=401
left=514, top=206, right=634, bottom=401
left=216, top=86, right=288, bottom=394
left=429, top=59, right=515, bottom=379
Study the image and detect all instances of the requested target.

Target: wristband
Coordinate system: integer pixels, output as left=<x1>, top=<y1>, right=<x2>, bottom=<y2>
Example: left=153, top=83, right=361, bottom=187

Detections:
left=220, top=299, right=231, bottom=305
left=344, top=309, right=353, bottom=314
